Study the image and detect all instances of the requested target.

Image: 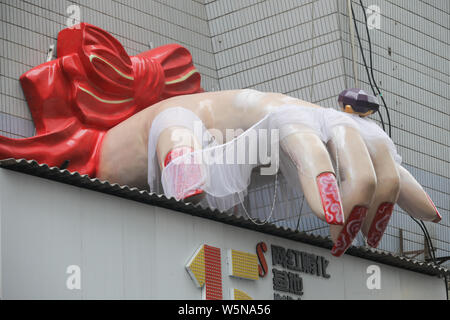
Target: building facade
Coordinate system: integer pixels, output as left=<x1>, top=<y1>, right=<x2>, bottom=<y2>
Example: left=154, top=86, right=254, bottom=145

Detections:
left=0, top=0, right=449, bottom=298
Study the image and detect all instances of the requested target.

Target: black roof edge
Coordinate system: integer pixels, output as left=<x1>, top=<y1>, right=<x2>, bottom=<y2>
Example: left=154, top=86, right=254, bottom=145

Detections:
left=0, top=158, right=448, bottom=278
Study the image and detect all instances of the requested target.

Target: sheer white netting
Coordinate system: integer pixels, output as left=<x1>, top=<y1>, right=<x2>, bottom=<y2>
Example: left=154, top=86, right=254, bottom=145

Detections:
left=147, top=104, right=401, bottom=212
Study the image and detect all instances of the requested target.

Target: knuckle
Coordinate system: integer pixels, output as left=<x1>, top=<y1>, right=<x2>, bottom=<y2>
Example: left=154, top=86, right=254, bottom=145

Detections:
left=376, top=171, right=401, bottom=198
left=380, top=175, right=400, bottom=192
left=353, top=175, right=378, bottom=205
left=361, top=175, right=378, bottom=193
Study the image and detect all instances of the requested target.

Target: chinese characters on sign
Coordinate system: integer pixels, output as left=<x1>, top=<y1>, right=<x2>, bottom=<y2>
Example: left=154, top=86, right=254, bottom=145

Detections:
left=271, top=245, right=330, bottom=300
left=186, top=242, right=331, bottom=300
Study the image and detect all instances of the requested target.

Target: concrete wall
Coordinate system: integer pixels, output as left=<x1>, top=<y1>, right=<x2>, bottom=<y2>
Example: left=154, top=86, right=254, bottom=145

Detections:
left=206, top=0, right=346, bottom=107
left=0, top=0, right=448, bottom=268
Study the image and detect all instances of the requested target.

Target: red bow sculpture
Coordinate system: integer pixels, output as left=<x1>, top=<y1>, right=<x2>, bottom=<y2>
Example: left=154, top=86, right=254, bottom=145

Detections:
left=0, top=23, right=203, bottom=176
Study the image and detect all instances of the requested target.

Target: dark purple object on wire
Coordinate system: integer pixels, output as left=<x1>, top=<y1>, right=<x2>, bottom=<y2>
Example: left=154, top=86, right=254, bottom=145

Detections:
left=338, top=88, right=379, bottom=114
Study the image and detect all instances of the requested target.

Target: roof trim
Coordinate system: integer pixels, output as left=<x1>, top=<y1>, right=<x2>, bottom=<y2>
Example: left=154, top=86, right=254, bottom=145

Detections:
left=0, top=158, right=448, bottom=278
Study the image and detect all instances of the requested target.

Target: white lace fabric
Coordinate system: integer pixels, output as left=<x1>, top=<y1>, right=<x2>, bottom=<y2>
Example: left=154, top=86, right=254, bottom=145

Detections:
left=147, top=104, right=401, bottom=211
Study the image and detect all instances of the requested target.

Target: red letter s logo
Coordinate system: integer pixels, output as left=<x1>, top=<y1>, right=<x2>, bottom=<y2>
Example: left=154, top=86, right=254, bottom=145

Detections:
left=256, top=242, right=268, bottom=278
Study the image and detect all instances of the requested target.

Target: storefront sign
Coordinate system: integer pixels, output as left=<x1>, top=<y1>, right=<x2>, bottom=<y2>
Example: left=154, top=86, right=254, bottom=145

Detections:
left=186, top=242, right=331, bottom=300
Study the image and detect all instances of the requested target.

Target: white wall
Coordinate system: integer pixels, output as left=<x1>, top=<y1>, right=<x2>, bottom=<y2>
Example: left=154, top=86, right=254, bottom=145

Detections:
left=0, top=169, right=446, bottom=299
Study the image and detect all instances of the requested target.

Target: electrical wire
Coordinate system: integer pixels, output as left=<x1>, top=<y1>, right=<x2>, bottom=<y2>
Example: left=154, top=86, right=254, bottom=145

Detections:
left=411, top=217, right=436, bottom=261
left=357, top=0, right=392, bottom=137
left=350, top=2, right=446, bottom=294
left=350, top=4, right=386, bottom=132
left=411, top=216, right=447, bottom=300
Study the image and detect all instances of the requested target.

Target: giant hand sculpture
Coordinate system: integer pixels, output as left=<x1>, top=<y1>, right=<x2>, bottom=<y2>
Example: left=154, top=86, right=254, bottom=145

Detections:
left=0, top=24, right=441, bottom=257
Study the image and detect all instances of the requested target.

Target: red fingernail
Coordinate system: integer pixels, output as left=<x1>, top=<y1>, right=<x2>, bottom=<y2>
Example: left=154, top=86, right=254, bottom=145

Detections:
left=183, top=189, right=204, bottom=200
left=425, top=194, right=442, bottom=223
left=317, top=172, right=344, bottom=225
left=164, top=146, right=194, bottom=167
left=331, top=206, right=368, bottom=257
left=164, top=147, right=204, bottom=200
left=367, top=202, right=394, bottom=248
